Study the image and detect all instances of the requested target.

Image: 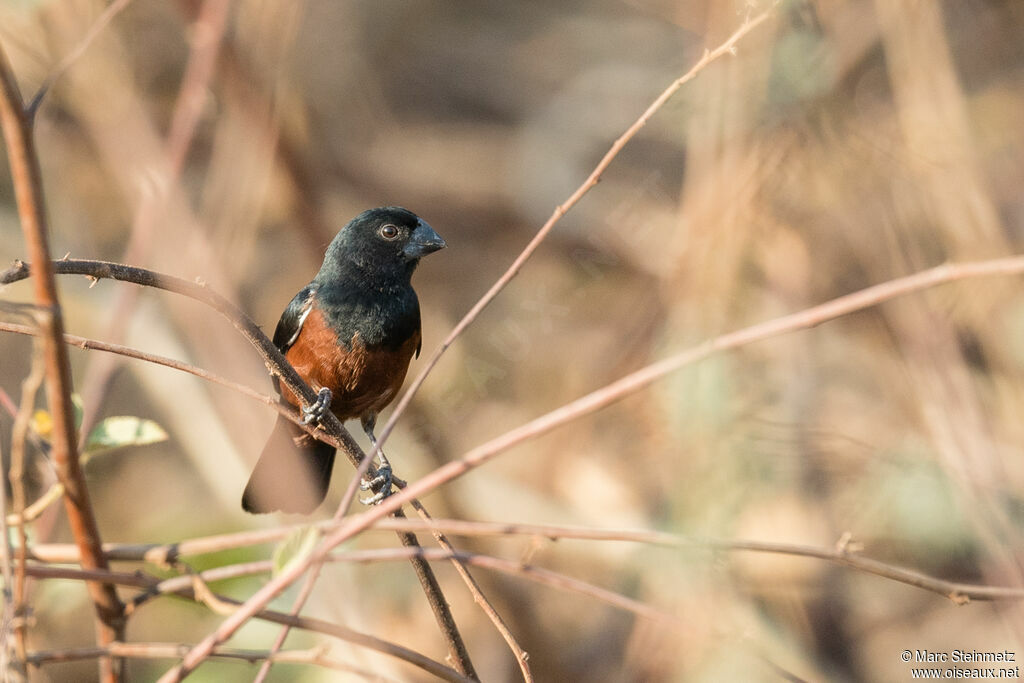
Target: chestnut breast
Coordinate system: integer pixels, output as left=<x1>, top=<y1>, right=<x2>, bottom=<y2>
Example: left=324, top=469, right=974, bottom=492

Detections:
left=280, top=307, right=421, bottom=420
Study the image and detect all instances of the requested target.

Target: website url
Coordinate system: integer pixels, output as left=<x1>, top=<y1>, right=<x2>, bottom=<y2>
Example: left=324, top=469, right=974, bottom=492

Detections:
left=910, top=667, right=1021, bottom=679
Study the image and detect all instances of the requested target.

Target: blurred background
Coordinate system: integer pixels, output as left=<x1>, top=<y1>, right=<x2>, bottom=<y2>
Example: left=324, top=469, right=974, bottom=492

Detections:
left=2, top=0, right=1024, bottom=680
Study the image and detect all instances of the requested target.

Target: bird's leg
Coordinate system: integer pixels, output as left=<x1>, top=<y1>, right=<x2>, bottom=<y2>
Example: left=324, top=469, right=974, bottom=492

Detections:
left=302, top=387, right=333, bottom=425
left=358, top=414, right=393, bottom=505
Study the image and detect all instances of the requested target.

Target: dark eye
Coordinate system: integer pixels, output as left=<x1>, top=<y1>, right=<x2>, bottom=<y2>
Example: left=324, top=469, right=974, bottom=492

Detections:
left=379, top=224, right=400, bottom=240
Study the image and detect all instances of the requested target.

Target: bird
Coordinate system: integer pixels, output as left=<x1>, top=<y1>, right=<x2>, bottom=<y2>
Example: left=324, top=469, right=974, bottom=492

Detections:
left=242, top=207, right=446, bottom=514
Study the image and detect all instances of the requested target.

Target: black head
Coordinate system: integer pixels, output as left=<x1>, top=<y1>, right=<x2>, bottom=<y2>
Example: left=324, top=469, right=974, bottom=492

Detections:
left=317, top=207, right=446, bottom=286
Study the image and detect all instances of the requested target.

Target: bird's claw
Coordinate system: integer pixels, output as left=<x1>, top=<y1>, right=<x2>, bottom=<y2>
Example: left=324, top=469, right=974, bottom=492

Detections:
left=302, top=387, right=332, bottom=425
left=359, top=465, right=393, bottom=505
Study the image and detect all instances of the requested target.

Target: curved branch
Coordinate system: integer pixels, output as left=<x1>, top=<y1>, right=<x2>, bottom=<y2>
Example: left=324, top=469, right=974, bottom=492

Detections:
left=163, top=253, right=1024, bottom=678
left=1, top=258, right=475, bottom=677
left=325, top=256, right=1024, bottom=549
left=1, top=257, right=363, bottom=461
left=0, top=320, right=309, bottom=427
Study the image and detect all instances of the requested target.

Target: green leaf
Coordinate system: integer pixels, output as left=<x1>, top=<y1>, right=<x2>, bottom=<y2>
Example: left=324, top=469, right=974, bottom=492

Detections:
left=84, top=416, right=168, bottom=454
left=71, top=393, right=84, bottom=431
left=272, top=526, right=320, bottom=578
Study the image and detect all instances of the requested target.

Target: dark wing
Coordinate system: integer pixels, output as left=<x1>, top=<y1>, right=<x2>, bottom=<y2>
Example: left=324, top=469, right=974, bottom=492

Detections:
left=269, top=285, right=316, bottom=397
left=272, top=285, right=317, bottom=354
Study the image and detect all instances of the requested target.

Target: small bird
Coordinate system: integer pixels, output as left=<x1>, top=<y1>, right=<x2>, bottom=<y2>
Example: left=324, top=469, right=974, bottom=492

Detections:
left=242, top=207, right=446, bottom=514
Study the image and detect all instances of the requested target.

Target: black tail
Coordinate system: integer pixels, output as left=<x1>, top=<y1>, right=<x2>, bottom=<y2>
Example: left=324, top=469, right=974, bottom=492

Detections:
left=242, top=415, right=336, bottom=514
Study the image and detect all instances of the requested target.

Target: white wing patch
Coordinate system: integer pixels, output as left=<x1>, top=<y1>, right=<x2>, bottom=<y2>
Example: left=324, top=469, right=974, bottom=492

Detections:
left=286, top=288, right=316, bottom=347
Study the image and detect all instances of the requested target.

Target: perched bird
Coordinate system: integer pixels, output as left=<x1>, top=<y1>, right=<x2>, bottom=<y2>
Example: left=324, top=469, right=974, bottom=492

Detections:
left=242, top=207, right=446, bottom=514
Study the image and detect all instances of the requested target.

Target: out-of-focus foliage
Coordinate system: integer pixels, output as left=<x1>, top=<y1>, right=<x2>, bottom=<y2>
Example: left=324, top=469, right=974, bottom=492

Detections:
left=2, top=0, right=1024, bottom=680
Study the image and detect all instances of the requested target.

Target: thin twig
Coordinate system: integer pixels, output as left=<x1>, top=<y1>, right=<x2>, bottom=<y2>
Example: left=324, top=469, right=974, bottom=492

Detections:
left=339, top=548, right=678, bottom=625
left=410, top=501, right=532, bottom=681
left=1, top=258, right=473, bottom=677
left=19, top=565, right=471, bottom=683
left=365, top=7, right=776, bottom=473
left=28, top=642, right=384, bottom=680
left=75, top=0, right=231, bottom=445
left=24, top=513, right=1024, bottom=605
left=0, top=425, right=12, bottom=678
left=322, top=10, right=774, bottom=675
left=153, top=547, right=673, bottom=624
left=26, top=0, right=136, bottom=117
left=8, top=333, right=45, bottom=672
left=0, top=320, right=302, bottom=427
left=0, top=385, right=17, bottom=679
left=1, top=258, right=362, bottom=463
left=158, top=253, right=1024, bottom=679
left=252, top=542, right=324, bottom=682
left=0, top=41, right=125, bottom=681
left=358, top=520, right=1024, bottom=604
left=392, top=510, right=477, bottom=677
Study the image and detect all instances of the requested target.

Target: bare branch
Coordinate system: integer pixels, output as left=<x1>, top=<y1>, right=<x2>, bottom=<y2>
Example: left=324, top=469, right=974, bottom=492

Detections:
left=156, top=252, right=1024, bottom=680
left=26, top=0, right=136, bottom=117
left=366, top=6, right=776, bottom=472
left=19, top=565, right=472, bottom=683
left=28, top=642, right=385, bottom=680
left=1, top=258, right=474, bottom=678
left=25, top=513, right=1024, bottom=606
left=76, top=0, right=231, bottom=445
left=0, top=320, right=301, bottom=427
left=0, top=40, right=124, bottom=681
left=410, top=501, right=532, bottom=681
left=322, top=256, right=1024, bottom=554
left=8, top=332, right=45, bottom=672
left=0, top=330, right=43, bottom=679
left=1, top=258, right=364, bottom=465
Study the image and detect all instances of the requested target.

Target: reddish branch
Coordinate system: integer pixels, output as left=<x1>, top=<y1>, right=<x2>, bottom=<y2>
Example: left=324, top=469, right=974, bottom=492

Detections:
left=0, top=42, right=125, bottom=681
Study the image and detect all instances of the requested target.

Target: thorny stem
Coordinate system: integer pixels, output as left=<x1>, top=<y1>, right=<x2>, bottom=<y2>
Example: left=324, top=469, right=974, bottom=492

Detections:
left=0, top=41, right=125, bottom=681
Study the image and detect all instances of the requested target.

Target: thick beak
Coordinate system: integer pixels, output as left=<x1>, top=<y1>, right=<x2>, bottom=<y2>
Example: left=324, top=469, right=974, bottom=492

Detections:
left=403, top=219, right=447, bottom=259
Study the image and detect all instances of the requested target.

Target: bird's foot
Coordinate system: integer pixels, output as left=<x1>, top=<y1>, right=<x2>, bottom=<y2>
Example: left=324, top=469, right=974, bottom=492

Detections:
left=302, top=387, right=332, bottom=425
left=359, top=464, right=393, bottom=505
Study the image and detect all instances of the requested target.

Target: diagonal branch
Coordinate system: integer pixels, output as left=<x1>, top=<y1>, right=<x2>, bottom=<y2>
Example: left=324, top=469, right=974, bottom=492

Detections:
left=0, top=320, right=300, bottom=426
left=26, top=0, right=136, bottom=117
left=0, top=40, right=125, bottom=682
left=1, top=258, right=364, bottom=464
left=409, top=501, right=533, bottom=680
left=161, top=253, right=1024, bottom=679
left=0, top=257, right=476, bottom=677
left=365, top=6, right=776, bottom=471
